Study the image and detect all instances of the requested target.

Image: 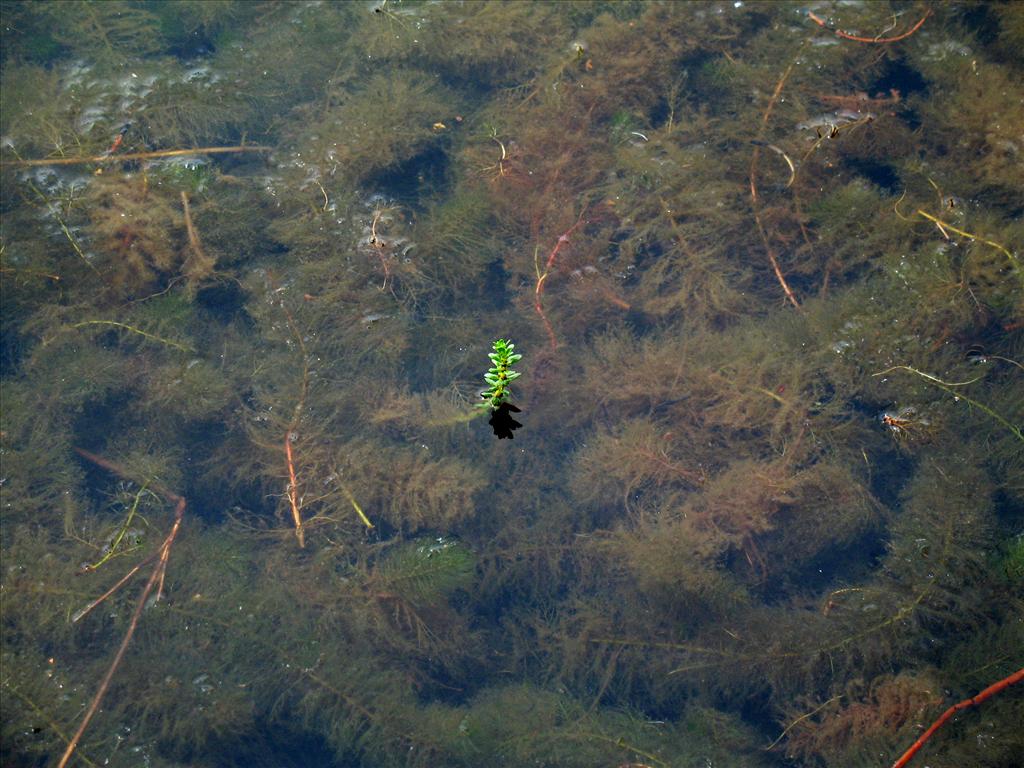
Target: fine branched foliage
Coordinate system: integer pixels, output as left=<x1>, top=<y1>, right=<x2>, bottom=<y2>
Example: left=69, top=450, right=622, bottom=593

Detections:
left=369, top=537, right=475, bottom=608
left=2, top=2, right=1022, bottom=767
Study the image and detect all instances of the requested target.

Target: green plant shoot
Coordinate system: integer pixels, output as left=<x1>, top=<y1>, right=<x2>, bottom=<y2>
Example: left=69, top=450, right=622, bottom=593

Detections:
left=477, top=339, right=522, bottom=410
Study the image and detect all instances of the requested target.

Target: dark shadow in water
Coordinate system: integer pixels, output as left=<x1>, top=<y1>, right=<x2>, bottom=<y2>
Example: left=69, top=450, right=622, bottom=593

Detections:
left=489, top=402, right=523, bottom=439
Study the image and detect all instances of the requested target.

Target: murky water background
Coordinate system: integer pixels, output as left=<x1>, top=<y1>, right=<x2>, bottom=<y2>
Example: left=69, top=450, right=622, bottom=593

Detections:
left=2, top=2, right=1021, bottom=766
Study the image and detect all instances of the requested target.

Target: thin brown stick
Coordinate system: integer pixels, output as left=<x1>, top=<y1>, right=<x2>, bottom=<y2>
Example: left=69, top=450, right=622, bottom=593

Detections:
left=71, top=553, right=156, bottom=623
left=0, top=266, right=61, bottom=282
left=750, top=61, right=802, bottom=310
left=284, top=434, right=305, bottom=547
left=60, top=449, right=187, bottom=768
left=180, top=191, right=208, bottom=263
left=2, top=145, right=271, bottom=168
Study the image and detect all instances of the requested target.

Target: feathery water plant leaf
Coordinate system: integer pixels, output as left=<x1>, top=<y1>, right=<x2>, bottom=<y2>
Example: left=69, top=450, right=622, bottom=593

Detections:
left=372, top=537, right=475, bottom=607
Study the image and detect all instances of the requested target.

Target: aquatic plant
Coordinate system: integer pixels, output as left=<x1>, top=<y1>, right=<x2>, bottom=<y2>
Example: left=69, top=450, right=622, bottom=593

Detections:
left=476, top=339, right=522, bottom=411
left=285, top=70, right=458, bottom=188
left=2, top=3, right=1022, bottom=767
left=41, top=1, right=166, bottom=65
left=410, top=190, right=499, bottom=298
left=83, top=175, right=183, bottom=300
left=369, top=537, right=475, bottom=608
left=783, top=672, right=943, bottom=765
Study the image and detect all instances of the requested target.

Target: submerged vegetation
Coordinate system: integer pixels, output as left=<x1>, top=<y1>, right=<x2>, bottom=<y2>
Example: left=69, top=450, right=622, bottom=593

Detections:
left=1, top=1, right=1021, bottom=766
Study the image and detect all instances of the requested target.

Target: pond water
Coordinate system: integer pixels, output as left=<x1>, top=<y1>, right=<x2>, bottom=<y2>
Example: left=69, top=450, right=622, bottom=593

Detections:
left=1, top=2, right=1021, bottom=767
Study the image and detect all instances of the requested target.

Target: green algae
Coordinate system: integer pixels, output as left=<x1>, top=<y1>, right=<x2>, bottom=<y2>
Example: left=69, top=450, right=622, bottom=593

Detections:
left=1, top=2, right=1022, bottom=767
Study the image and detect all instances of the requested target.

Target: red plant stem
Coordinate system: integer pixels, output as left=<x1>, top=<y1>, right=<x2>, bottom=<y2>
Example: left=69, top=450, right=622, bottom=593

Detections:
left=890, top=666, right=1024, bottom=768
left=61, top=449, right=187, bottom=768
left=749, top=58, right=801, bottom=311
left=545, top=214, right=585, bottom=271
left=534, top=274, right=559, bottom=351
left=534, top=211, right=586, bottom=351
left=275, top=296, right=309, bottom=547
left=806, top=8, right=932, bottom=44
left=72, top=555, right=155, bottom=623
left=284, top=434, right=305, bottom=547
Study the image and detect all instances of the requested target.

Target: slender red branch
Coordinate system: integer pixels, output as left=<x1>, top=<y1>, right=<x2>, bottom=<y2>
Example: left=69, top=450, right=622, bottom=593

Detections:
left=545, top=213, right=585, bottom=271
left=806, top=8, right=932, bottom=44
left=284, top=434, right=305, bottom=547
left=275, top=295, right=309, bottom=548
left=534, top=275, right=559, bottom=351
left=750, top=61, right=801, bottom=310
left=890, top=667, right=1024, bottom=768
left=534, top=210, right=587, bottom=351
left=72, top=554, right=156, bottom=623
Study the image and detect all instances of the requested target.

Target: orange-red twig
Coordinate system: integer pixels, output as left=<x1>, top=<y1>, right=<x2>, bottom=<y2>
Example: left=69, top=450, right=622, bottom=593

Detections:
left=750, top=61, right=801, bottom=310
left=533, top=272, right=559, bottom=351
left=60, top=449, right=187, bottom=768
left=534, top=210, right=586, bottom=351
left=284, top=434, right=305, bottom=547
left=181, top=191, right=209, bottom=265
left=72, top=555, right=155, bottom=623
left=890, top=666, right=1024, bottom=768
left=277, top=298, right=309, bottom=548
left=806, top=8, right=932, bottom=44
